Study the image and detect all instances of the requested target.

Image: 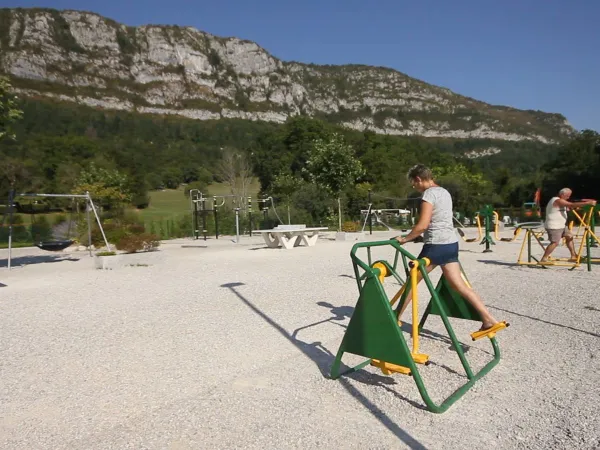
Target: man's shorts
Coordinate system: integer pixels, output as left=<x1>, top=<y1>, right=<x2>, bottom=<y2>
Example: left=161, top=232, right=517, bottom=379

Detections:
left=546, top=227, right=573, bottom=244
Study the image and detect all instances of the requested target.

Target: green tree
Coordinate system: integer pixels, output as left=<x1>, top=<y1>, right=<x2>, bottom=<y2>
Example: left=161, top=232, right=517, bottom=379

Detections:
left=305, top=133, right=365, bottom=230
left=0, top=76, right=23, bottom=141
left=432, top=164, right=493, bottom=215
left=73, top=163, right=132, bottom=208
left=542, top=130, right=600, bottom=201
left=270, top=173, right=303, bottom=224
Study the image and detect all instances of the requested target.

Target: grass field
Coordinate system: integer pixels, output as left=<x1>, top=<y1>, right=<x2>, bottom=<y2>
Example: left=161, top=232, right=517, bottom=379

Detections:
left=137, top=178, right=262, bottom=223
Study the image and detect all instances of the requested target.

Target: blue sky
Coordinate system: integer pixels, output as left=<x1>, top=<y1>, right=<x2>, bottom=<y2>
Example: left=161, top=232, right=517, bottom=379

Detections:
left=5, top=0, right=600, bottom=132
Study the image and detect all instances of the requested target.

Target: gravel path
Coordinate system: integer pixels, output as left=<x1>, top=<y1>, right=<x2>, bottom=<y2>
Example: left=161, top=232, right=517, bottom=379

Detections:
left=1, top=231, right=599, bottom=449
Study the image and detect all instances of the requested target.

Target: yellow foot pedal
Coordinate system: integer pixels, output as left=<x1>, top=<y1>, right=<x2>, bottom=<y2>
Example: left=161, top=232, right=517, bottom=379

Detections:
left=411, top=353, right=430, bottom=365
left=470, top=321, right=510, bottom=341
left=370, top=359, right=411, bottom=375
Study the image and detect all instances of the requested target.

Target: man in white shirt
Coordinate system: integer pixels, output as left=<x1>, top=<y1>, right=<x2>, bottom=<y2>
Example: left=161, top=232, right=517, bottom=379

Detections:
left=541, top=188, right=596, bottom=262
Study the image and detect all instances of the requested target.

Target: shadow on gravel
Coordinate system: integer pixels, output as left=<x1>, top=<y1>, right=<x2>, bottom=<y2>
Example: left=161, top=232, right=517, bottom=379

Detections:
left=221, top=282, right=428, bottom=449
left=490, top=305, right=600, bottom=338
left=475, top=259, right=532, bottom=268
left=0, top=254, right=80, bottom=268
left=338, top=274, right=355, bottom=280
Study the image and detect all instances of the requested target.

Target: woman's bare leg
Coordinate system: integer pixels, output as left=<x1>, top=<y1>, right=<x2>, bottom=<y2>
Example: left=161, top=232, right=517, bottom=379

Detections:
left=397, top=263, right=437, bottom=318
left=441, top=262, right=498, bottom=328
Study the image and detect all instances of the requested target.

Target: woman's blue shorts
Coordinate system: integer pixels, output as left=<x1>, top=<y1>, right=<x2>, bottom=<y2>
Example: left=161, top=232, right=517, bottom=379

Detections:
left=417, top=242, right=459, bottom=266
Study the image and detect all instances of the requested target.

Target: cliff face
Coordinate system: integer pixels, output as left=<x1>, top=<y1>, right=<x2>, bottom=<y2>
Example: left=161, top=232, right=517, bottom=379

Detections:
left=0, top=8, right=575, bottom=143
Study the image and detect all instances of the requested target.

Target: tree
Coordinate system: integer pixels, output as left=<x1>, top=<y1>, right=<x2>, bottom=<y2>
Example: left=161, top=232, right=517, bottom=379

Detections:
left=73, top=163, right=132, bottom=209
left=0, top=76, right=23, bottom=141
left=432, top=164, right=493, bottom=215
left=305, top=133, right=365, bottom=230
left=542, top=130, right=600, bottom=201
left=270, top=173, right=303, bottom=224
left=217, top=147, right=253, bottom=210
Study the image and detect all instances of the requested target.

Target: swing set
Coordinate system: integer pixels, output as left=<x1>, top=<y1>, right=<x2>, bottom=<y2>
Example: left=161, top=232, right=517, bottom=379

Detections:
left=4, top=190, right=111, bottom=270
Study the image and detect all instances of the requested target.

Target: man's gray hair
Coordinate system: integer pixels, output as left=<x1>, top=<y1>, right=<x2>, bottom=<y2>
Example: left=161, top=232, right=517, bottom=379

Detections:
left=559, top=188, right=572, bottom=196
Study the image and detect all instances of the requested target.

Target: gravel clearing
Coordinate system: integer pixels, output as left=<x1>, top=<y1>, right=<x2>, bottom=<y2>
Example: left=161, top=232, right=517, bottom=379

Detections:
left=1, top=231, right=599, bottom=449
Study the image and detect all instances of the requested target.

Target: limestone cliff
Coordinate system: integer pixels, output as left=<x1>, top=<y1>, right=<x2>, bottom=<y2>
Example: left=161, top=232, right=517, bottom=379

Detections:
left=0, top=7, right=575, bottom=143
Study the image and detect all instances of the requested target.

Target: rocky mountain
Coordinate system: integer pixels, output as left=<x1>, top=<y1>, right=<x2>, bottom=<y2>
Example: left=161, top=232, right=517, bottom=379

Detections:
left=0, top=7, right=575, bottom=143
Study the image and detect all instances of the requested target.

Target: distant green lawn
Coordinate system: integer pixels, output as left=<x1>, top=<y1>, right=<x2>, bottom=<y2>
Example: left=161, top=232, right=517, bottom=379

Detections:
left=136, top=178, right=262, bottom=223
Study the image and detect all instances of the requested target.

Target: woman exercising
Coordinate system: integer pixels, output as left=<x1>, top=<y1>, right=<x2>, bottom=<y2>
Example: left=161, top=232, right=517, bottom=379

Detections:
left=394, top=164, right=506, bottom=336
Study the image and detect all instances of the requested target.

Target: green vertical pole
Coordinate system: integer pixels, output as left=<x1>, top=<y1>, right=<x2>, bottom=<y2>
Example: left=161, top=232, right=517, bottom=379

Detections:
left=368, top=189, right=373, bottom=235
left=419, top=265, right=475, bottom=379
left=586, top=230, right=591, bottom=272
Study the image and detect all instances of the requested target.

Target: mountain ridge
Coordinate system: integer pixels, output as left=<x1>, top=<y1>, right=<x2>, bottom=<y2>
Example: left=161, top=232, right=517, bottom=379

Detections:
left=0, top=7, right=575, bottom=144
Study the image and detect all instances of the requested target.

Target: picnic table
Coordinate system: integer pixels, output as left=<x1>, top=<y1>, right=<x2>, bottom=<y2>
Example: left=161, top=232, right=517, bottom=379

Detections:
left=253, top=225, right=329, bottom=249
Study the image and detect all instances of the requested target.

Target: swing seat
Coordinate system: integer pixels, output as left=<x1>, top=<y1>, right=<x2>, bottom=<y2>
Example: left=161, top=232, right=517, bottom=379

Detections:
left=36, top=240, right=74, bottom=252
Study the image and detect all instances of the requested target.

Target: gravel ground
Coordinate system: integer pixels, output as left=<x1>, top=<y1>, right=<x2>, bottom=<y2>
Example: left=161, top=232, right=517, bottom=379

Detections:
left=1, top=230, right=599, bottom=449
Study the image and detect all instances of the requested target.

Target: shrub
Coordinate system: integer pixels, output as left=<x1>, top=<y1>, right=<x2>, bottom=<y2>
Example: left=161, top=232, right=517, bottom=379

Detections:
left=341, top=221, right=359, bottom=232
left=116, top=233, right=160, bottom=253
left=30, top=216, right=53, bottom=243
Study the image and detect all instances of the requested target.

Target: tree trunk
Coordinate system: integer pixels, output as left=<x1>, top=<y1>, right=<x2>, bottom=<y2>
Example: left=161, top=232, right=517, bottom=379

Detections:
left=338, top=197, right=342, bottom=231
left=287, top=204, right=291, bottom=225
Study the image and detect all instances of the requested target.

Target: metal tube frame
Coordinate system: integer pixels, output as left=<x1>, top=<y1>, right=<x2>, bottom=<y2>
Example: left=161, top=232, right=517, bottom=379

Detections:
left=331, top=239, right=502, bottom=414
left=6, top=191, right=111, bottom=270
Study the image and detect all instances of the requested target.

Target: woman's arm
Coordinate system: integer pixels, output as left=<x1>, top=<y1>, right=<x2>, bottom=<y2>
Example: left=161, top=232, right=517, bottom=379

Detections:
left=395, top=201, right=433, bottom=244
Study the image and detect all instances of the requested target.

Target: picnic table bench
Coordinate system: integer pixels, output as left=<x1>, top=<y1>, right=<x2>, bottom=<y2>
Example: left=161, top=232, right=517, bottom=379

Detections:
left=253, top=225, right=329, bottom=249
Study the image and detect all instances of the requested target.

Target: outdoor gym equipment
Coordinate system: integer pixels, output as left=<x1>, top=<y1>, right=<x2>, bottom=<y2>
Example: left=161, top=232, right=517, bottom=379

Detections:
left=454, top=205, right=497, bottom=251
left=517, top=204, right=600, bottom=271
left=190, top=190, right=281, bottom=241
left=3, top=190, right=111, bottom=270
left=330, top=239, right=508, bottom=413
left=362, top=190, right=418, bottom=235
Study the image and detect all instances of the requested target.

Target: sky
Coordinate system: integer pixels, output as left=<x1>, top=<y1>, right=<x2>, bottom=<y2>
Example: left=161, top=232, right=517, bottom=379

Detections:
left=5, top=0, right=600, bottom=132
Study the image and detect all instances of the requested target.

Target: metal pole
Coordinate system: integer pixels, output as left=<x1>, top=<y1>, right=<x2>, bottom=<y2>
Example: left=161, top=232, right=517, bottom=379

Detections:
left=213, top=197, right=219, bottom=239
left=201, top=199, right=207, bottom=241
left=193, top=199, right=198, bottom=239
left=248, top=196, right=252, bottom=237
left=235, top=208, right=240, bottom=243
left=7, top=188, right=15, bottom=271
left=86, top=192, right=111, bottom=251
left=18, top=193, right=89, bottom=199
left=86, top=198, right=92, bottom=256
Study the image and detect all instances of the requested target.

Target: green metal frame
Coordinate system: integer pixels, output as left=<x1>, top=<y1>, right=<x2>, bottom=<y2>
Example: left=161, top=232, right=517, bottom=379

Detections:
left=478, top=204, right=496, bottom=253
left=330, top=239, right=502, bottom=414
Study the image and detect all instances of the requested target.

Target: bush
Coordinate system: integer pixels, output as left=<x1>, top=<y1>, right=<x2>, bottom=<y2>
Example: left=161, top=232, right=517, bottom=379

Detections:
left=30, top=216, right=53, bottom=243
left=341, top=221, right=359, bottom=232
left=116, top=233, right=160, bottom=253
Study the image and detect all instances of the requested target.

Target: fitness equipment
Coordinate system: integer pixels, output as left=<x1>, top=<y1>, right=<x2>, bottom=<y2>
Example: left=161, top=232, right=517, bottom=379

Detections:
left=498, top=221, right=545, bottom=243
left=363, top=190, right=418, bottom=235
left=330, top=239, right=508, bottom=413
left=517, top=204, right=599, bottom=271
left=190, top=191, right=282, bottom=241
left=454, top=206, right=496, bottom=251
left=4, top=190, right=111, bottom=270
left=454, top=216, right=481, bottom=243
